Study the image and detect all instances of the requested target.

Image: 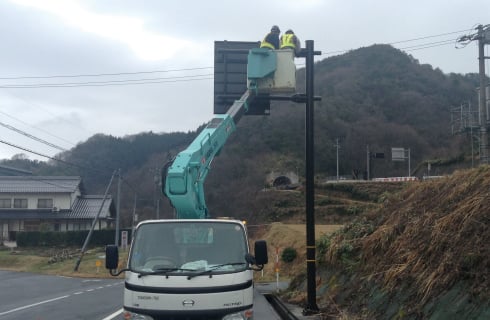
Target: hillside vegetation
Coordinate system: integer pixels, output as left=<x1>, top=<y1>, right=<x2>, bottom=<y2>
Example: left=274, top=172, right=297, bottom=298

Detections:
left=0, top=44, right=481, bottom=227
left=282, top=167, right=490, bottom=319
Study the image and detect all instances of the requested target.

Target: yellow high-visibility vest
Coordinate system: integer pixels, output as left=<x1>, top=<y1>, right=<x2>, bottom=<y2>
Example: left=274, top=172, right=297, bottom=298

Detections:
left=280, top=34, right=296, bottom=49
left=260, top=39, right=275, bottom=49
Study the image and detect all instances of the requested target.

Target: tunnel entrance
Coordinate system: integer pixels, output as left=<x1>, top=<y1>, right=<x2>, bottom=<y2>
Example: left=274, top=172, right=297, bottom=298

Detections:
left=273, top=175, right=292, bottom=187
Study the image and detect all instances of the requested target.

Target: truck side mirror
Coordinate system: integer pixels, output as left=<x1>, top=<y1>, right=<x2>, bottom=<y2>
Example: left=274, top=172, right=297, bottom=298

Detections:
left=254, top=240, right=268, bottom=265
left=105, top=245, right=119, bottom=270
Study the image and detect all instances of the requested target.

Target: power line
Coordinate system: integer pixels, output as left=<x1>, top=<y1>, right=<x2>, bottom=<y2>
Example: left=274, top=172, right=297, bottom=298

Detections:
left=404, top=42, right=457, bottom=52
left=0, top=109, right=76, bottom=146
left=0, top=34, right=460, bottom=89
left=0, top=120, right=66, bottom=151
left=0, top=138, right=81, bottom=168
left=0, top=75, right=213, bottom=89
left=399, top=39, right=457, bottom=51
left=0, top=137, right=142, bottom=200
left=0, top=137, right=130, bottom=190
left=4, top=73, right=212, bottom=87
left=3, top=88, right=95, bottom=139
left=388, top=29, right=472, bottom=45
left=0, top=28, right=476, bottom=82
left=0, top=66, right=213, bottom=80
left=321, top=30, right=471, bottom=57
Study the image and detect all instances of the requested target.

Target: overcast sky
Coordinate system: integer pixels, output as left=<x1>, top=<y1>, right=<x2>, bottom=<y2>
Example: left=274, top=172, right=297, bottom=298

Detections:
left=0, top=0, right=488, bottom=161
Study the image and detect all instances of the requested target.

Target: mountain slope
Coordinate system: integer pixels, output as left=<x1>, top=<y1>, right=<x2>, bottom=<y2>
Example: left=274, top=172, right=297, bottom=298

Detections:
left=0, top=44, right=481, bottom=224
left=286, top=167, right=490, bottom=319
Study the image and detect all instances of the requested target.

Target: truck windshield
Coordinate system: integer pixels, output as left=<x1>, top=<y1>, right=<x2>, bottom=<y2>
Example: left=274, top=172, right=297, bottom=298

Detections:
left=129, top=221, right=248, bottom=274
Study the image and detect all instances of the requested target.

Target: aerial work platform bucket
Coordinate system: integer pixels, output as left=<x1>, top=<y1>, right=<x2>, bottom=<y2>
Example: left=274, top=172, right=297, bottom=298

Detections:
left=247, top=48, right=296, bottom=93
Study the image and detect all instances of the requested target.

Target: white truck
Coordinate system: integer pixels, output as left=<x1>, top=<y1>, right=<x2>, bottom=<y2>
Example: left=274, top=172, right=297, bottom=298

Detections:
left=106, top=46, right=297, bottom=320
left=106, top=219, right=267, bottom=320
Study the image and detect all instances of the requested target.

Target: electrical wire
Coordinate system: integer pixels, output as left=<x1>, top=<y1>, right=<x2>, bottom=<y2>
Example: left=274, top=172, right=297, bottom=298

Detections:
left=0, top=134, right=129, bottom=178
left=0, top=121, right=66, bottom=151
left=0, top=109, right=76, bottom=146
left=0, top=33, right=458, bottom=88
left=0, top=66, right=214, bottom=80
left=0, top=75, right=213, bottom=88
left=0, top=28, right=477, bottom=86
left=388, top=29, right=473, bottom=45
left=400, top=39, right=457, bottom=51
left=0, top=138, right=82, bottom=168
left=320, top=29, right=474, bottom=57
left=0, top=136, right=144, bottom=198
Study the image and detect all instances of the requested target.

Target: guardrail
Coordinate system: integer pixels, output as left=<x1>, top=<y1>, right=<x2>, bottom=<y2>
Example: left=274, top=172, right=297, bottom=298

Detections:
left=263, top=293, right=299, bottom=320
left=372, top=176, right=418, bottom=182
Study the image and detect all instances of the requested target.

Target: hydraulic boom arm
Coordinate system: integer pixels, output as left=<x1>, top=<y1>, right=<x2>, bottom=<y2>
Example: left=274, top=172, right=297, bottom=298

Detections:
left=163, top=91, right=255, bottom=219
left=162, top=46, right=295, bottom=219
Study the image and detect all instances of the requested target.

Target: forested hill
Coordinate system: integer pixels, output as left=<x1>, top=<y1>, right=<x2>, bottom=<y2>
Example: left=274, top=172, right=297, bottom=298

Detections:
left=1, top=44, right=481, bottom=224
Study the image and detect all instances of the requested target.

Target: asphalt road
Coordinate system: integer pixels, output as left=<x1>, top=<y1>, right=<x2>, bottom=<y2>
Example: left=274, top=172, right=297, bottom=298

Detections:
left=0, top=270, right=123, bottom=320
left=0, top=271, right=282, bottom=320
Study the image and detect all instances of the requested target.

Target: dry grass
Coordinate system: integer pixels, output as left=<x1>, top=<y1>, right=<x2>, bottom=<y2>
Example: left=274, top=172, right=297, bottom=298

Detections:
left=0, top=247, right=127, bottom=278
left=250, top=223, right=343, bottom=282
left=343, top=166, right=490, bottom=308
left=272, top=167, right=490, bottom=318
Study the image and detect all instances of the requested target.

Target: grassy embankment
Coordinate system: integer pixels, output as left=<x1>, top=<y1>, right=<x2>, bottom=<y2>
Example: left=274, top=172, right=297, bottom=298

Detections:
left=0, top=246, right=128, bottom=278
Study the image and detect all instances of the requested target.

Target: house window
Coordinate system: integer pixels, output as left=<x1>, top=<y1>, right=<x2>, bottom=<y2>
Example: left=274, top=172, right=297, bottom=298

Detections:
left=37, top=198, right=53, bottom=209
left=13, top=199, right=28, bottom=209
left=0, top=199, right=11, bottom=208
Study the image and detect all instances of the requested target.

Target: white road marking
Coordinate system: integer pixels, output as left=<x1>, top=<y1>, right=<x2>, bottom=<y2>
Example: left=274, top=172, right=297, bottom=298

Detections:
left=0, top=295, right=69, bottom=316
left=0, top=280, right=123, bottom=317
left=101, top=308, right=124, bottom=320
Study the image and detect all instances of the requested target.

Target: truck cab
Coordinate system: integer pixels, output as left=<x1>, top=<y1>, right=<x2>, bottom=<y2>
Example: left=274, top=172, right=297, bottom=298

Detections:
left=106, top=219, right=268, bottom=320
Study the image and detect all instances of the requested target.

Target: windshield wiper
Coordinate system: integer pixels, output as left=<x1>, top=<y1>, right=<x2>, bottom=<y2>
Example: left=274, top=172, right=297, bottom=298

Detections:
left=137, top=267, right=195, bottom=278
left=187, top=262, right=247, bottom=280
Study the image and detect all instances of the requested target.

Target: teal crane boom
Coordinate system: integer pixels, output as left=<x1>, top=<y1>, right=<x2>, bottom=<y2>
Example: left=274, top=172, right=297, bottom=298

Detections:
left=162, top=47, right=295, bottom=220
left=162, top=90, right=256, bottom=219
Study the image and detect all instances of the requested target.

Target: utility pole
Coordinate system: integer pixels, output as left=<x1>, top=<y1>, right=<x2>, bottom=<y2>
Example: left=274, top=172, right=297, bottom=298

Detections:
left=366, top=145, right=370, bottom=180
left=335, top=138, right=340, bottom=181
left=408, top=148, right=411, bottom=177
left=458, top=24, right=490, bottom=164
left=74, top=171, right=116, bottom=271
left=132, top=194, right=137, bottom=235
left=115, top=169, right=122, bottom=246
left=478, top=24, right=489, bottom=164
left=153, top=167, right=161, bottom=219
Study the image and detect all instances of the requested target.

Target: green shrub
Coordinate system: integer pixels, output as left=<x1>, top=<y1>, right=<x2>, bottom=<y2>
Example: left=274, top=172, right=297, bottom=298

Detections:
left=16, top=229, right=132, bottom=247
left=316, top=234, right=332, bottom=264
left=281, top=247, right=297, bottom=263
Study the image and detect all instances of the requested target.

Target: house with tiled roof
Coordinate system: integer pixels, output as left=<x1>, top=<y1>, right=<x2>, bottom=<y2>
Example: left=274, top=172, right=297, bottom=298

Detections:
left=0, top=176, right=115, bottom=241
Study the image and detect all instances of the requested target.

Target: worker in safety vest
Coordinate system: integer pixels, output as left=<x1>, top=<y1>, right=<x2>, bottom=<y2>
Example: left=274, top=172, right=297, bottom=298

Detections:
left=260, top=25, right=281, bottom=50
left=280, top=29, right=301, bottom=56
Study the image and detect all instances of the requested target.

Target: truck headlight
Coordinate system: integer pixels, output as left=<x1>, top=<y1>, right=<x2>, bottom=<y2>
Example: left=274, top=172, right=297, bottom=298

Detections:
left=222, top=309, right=253, bottom=320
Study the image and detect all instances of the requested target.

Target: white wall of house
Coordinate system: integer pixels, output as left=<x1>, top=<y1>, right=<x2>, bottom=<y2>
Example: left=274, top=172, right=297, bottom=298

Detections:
left=70, top=189, right=81, bottom=206
left=0, top=193, right=73, bottom=210
left=1, top=223, right=6, bottom=240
